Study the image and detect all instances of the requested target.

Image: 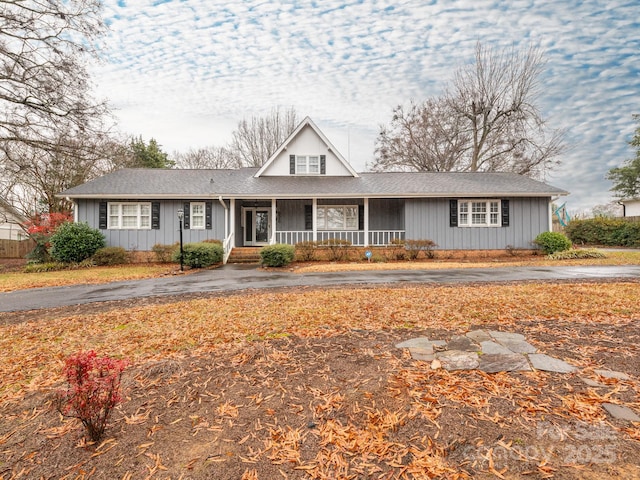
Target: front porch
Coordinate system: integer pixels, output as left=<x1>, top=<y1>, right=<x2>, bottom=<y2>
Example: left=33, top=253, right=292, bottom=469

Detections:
left=220, top=198, right=406, bottom=263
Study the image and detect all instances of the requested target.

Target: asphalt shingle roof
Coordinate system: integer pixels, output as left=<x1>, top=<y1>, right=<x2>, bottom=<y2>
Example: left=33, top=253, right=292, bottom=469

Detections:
left=60, top=168, right=568, bottom=199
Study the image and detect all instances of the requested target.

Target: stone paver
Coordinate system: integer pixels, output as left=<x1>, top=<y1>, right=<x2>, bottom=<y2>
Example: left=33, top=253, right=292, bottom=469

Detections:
left=580, top=377, right=606, bottom=387
left=602, top=403, right=640, bottom=422
left=466, top=330, right=493, bottom=343
left=489, top=331, right=526, bottom=343
left=447, top=335, right=479, bottom=352
left=528, top=353, right=578, bottom=373
left=437, top=350, right=479, bottom=371
left=498, top=340, right=538, bottom=354
left=479, top=353, right=531, bottom=373
left=594, top=369, right=630, bottom=380
left=479, top=340, right=514, bottom=355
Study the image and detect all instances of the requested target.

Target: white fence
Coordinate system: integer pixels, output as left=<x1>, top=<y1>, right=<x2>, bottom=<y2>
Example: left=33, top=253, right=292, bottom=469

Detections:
left=274, top=230, right=405, bottom=247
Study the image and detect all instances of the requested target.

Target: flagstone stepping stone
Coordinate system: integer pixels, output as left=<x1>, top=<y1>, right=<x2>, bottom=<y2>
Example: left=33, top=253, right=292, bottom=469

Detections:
left=395, top=338, right=446, bottom=350
left=594, top=369, right=630, bottom=380
left=447, top=335, right=480, bottom=352
left=580, top=377, right=606, bottom=387
left=528, top=353, right=578, bottom=373
left=602, top=403, right=640, bottom=422
left=438, top=350, right=479, bottom=371
left=478, top=353, right=531, bottom=373
left=466, top=330, right=493, bottom=343
left=498, top=340, right=538, bottom=354
left=489, top=331, right=526, bottom=343
left=408, top=348, right=435, bottom=362
left=480, top=340, right=515, bottom=355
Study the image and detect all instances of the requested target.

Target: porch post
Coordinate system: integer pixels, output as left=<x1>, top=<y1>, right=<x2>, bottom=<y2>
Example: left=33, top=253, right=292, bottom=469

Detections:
left=229, top=199, right=236, bottom=246
left=312, top=198, right=317, bottom=242
left=271, top=198, right=277, bottom=244
left=364, top=197, right=369, bottom=247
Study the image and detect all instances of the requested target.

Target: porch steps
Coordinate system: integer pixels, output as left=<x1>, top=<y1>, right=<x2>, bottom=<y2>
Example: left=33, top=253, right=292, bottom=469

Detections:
left=226, top=247, right=262, bottom=264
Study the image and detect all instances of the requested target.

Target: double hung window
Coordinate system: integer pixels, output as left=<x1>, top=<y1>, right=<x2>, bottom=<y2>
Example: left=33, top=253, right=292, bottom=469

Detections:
left=108, top=203, right=151, bottom=229
left=317, top=205, right=358, bottom=230
left=458, top=200, right=501, bottom=227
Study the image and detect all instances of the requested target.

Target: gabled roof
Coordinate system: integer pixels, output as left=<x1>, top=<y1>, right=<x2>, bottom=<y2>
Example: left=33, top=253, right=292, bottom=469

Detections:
left=59, top=168, right=568, bottom=199
left=0, top=197, right=27, bottom=223
left=254, top=116, right=359, bottom=177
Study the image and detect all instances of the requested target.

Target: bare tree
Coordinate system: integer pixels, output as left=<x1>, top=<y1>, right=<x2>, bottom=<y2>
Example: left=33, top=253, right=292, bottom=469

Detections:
left=229, top=107, right=299, bottom=167
left=173, top=146, right=241, bottom=169
left=372, top=98, right=469, bottom=172
left=373, top=43, right=565, bottom=178
left=0, top=0, right=108, bottom=151
left=0, top=0, right=111, bottom=213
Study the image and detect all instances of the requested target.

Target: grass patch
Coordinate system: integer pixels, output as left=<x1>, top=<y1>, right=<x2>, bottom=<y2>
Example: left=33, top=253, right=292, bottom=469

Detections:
left=0, top=264, right=174, bottom=293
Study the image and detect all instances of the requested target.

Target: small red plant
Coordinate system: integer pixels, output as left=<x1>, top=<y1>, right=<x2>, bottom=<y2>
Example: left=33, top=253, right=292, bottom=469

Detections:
left=56, top=350, right=128, bottom=442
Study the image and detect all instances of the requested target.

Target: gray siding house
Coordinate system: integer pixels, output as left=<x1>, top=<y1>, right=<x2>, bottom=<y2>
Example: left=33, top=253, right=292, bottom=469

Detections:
left=60, top=117, right=567, bottom=262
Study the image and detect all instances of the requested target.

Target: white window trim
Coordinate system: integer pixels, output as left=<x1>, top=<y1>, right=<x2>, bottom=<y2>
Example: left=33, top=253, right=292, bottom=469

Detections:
left=190, top=201, right=205, bottom=230
left=107, top=202, right=152, bottom=230
left=317, top=205, right=359, bottom=231
left=458, top=199, right=501, bottom=227
left=295, top=155, right=320, bottom=175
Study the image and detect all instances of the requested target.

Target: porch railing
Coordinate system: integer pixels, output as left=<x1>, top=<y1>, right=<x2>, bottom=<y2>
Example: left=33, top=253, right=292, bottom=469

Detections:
left=274, top=230, right=405, bottom=247
left=222, top=232, right=234, bottom=264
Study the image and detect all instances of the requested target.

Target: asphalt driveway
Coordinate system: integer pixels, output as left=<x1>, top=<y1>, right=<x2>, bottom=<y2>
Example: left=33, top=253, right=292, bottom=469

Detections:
left=1, top=264, right=639, bottom=313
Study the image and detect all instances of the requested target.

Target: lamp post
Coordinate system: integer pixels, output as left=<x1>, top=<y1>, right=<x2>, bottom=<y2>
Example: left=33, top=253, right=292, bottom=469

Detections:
left=177, top=208, right=184, bottom=272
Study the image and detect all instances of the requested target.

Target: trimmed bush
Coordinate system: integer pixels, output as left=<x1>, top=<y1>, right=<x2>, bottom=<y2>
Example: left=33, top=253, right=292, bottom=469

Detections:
left=533, top=231, right=572, bottom=255
left=50, top=222, right=105, bottom=263
left=294, top=241, right=318, bottom=262
left=547, top=248, right=607, bottom=260
left=565, top=217, right=640, bottom=247
left=387, top=238, right=407, bottom=260
left=152, top=243, right=179, bottom=263
left=261, top=244, right=296, bottom=267
left=319, top=238, right=352, bottom=261
left=92, top=247, right=129, bottom=266
left=172, top=242, right=223, bottom=268
left=405, top=239, right=438, bottom=260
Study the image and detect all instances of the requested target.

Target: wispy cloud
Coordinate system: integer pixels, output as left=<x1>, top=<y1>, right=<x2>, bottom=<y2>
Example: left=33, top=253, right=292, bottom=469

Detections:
left=90, top=0, right=640, bottom=212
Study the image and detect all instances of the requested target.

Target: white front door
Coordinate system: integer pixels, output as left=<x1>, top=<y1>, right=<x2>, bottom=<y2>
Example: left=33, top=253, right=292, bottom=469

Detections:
left=243, top=208, right=271, bottom=246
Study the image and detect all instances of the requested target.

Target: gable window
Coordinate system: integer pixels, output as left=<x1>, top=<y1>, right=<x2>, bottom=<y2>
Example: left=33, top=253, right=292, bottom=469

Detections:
left=190, top=202, right=205, bottom=229
left=296, top=155, right=320, bottom=174
left=458, top=200, right=501, bottom=227
left=108, top=202, right=151, bottom=229
left=317, top=205, right=358, bottom=230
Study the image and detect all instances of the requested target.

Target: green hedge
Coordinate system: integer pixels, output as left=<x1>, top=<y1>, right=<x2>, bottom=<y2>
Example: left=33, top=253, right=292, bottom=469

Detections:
left=565, top=218, right=640, bottom=247
left=172, top=242, right=223, bottom=268
left=260, top=244, right=295, bottom=267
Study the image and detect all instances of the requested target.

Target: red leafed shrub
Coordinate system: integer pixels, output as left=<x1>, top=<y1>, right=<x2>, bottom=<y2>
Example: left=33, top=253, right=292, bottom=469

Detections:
left=56, top=350, right=128, bottom=441
left=24, top=212, right=72, bottom=236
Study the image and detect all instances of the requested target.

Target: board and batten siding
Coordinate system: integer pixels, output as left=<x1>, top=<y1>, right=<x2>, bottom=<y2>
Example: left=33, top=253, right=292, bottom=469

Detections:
left=78, top=199, right=226, bottom=251
left=405, top=197, right=550, bottom=250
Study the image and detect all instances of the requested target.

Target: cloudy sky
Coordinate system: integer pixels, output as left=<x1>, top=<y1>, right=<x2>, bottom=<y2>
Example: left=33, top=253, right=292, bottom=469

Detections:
left=91, top=0, right=640, bottom=213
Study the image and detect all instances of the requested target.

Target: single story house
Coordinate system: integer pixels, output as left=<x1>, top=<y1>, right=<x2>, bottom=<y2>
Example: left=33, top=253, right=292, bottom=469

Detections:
left=0, top=197, right=27, bottom=241
left=60, top=117, right=568, bottom=262
left=620, top=198, right=640, bottom=217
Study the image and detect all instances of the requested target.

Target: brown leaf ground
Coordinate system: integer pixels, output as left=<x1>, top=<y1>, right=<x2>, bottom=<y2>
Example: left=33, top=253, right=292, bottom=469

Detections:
left=1, top=281, right=639, bottom=479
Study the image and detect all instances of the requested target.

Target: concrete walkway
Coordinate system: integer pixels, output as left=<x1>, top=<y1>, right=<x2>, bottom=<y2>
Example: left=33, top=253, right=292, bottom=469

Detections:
left=0, top=264, right=639, bottom=313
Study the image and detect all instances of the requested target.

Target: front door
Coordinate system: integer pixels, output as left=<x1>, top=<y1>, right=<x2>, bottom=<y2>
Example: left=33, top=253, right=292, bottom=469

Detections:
left=243, top=208, right=271, bottom=246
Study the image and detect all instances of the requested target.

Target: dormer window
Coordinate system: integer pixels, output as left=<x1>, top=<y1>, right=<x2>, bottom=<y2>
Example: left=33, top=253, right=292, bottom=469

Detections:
left=289, top=154, right=327, bottom=175
left=296, top=155, right=320, bottom=174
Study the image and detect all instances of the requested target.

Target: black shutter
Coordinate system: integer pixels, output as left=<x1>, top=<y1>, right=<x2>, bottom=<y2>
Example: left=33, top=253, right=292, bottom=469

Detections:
left=449, top=199, right=458, bottom=227
left=304, top=204, right=312, bottom=230
left=205, top=201, right=212, bottom=230
left=290, top=154, right=296, bottom=174
left=358, top=204, right=364, bottom=230
left=501, top=199, right=510, bottom=227
left=320, top=155, right=326, bottom=175
left=183, top=202, right=190, bottom=229
left=99, top=201, right=107, bottom=229
left=151, top=202, right=160, bottom=230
